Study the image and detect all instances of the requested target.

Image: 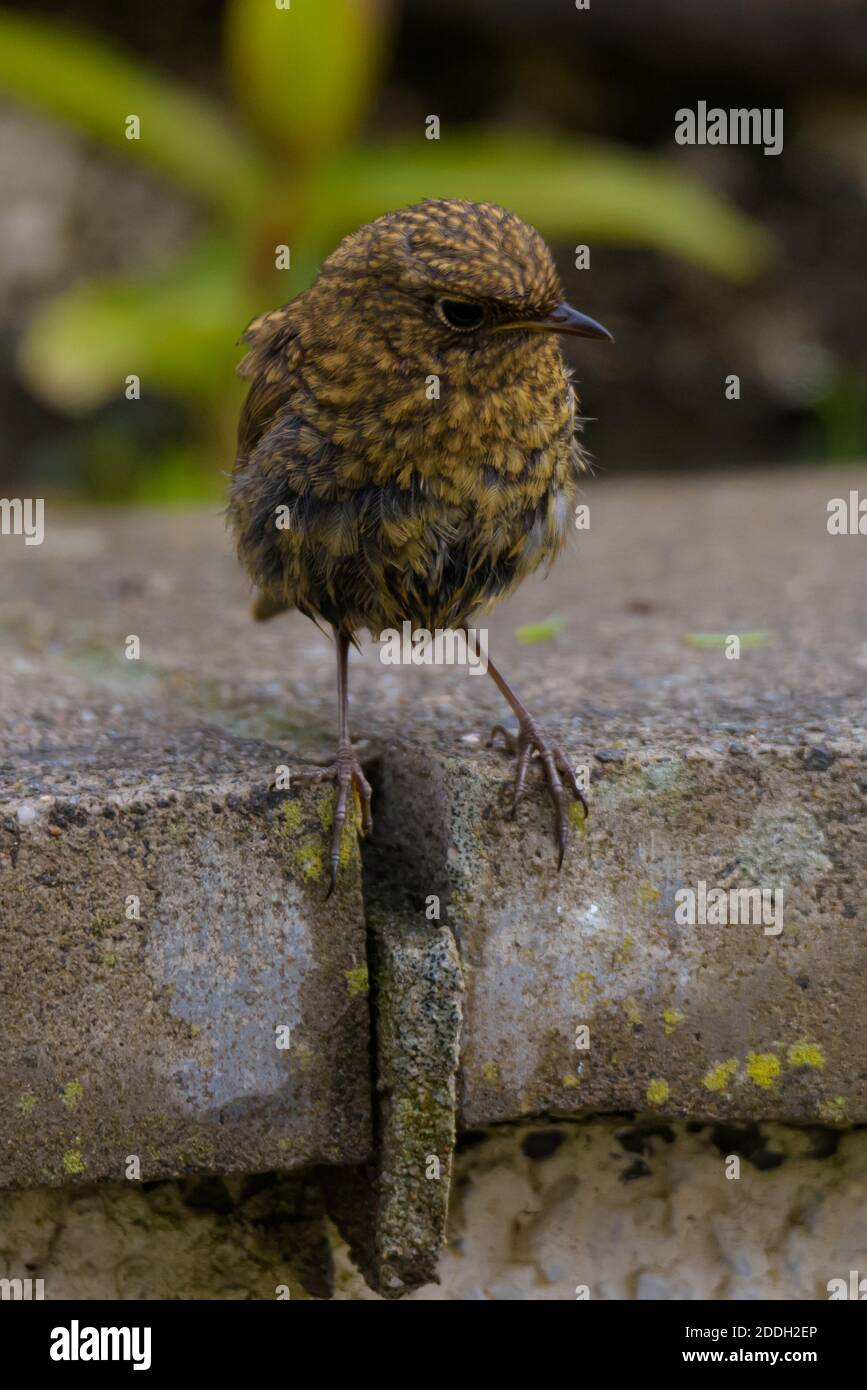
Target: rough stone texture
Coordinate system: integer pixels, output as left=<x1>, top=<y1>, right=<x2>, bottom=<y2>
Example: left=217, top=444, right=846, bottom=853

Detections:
left=0, top=719, right=370, bottom=1187
left=323, top=908, right=464, bottom=1297
left=375, top=740, right=866, bottom=1128
left=1, top=1119, right=865, bottom=1301
left=1, top=468, right=866, bottom=1261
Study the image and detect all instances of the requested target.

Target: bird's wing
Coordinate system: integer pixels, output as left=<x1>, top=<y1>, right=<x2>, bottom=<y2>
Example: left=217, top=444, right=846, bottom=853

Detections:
left=233, top=302, right=304, bottom=467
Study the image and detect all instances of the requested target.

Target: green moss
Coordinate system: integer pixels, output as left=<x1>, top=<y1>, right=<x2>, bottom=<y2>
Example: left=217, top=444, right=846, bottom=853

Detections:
left=345, top=963, right=369, bottom=998
left=62, top=1079, right=84, bottom=1110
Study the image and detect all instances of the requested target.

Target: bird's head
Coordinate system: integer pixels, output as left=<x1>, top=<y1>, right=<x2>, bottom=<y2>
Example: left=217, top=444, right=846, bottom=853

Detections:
left=311, top=198, right=611, bottom=373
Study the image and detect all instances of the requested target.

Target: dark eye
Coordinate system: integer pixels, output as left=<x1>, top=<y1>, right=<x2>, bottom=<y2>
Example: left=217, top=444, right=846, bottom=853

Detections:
left=437, top=299, right=485, bottom=332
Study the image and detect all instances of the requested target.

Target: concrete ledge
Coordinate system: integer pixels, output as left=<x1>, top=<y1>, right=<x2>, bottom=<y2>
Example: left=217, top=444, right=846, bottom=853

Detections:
left=372, top=739, right=866, bottom=1128
left=2, top=469, right=866, bottom=1293
left=0, top=725, right=369, bottom=1187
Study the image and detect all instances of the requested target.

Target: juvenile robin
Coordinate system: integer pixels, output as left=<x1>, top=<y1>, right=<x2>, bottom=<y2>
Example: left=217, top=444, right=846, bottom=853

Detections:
left=229, top=198, right=611, bottom=890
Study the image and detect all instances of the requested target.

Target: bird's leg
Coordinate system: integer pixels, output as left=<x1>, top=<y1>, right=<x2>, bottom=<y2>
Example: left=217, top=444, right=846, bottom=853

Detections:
left=292, top=629, right=373, bottom=895
left=482, top=646, right=588, bottom=869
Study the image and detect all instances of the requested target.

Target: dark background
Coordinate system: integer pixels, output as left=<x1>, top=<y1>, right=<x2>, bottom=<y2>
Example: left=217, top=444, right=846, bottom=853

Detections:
left=0, top=0, right=865, bottom=500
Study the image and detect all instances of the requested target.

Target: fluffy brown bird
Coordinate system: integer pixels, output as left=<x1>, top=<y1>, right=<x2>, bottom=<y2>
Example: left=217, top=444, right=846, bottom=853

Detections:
left=229, top=198, right=611, bottom=890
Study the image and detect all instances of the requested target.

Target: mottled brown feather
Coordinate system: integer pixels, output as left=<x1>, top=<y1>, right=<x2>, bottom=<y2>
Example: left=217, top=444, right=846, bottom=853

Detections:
left=228, top=198, right=587, bottom=636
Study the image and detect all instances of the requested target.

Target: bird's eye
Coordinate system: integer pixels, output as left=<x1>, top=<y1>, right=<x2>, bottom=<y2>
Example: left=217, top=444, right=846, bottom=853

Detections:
left=437, top=299, right=485, bottom=332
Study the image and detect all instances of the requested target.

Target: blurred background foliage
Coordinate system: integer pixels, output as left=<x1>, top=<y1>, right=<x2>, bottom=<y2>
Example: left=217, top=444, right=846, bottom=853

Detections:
left=0, top=0, right=864, bottom=501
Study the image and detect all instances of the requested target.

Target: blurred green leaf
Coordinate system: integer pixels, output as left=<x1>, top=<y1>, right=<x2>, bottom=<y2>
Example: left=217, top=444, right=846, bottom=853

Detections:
left=685, top=631, right=772, bottom=648
left=310, top=133, right=774, bottom=280
left=0, top=10, right=266, bottom=223
left=515, top=614, right=565, bottom=644
left=224, top=0, right=386, bottom=162
left=19, top=238, right=255, bottom=411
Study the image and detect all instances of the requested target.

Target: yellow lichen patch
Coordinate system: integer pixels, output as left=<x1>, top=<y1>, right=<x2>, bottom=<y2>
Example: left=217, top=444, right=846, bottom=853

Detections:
left=339, top=800, right=361, bottom=866
left=637, top=880, right=661, bottom=906
left=294, top=842, right=324, bottom=881
left=568, top=800, right=587, bottom=831
left=787, top=1041, right=825, bottom=1069
left=624, top=996, right=642, bottom=1026
left=820, top=1095, right=848, bottom=1123
left=703, top=1058, right=738, bottom=1092
left=746, top=1052, right=781, bottom=1088
left=572, top=971, right=594, bottom=1005
left=663, top=1009, right=684, bottom=1036
left=562, top=1074, right=580, bottom=1089
left=646, top=1078, right=670, bottom=1105
left=279, top=800, right=303, bottom=835
left=344, top=964, right=369, bottom=998
left=62, top=1149, right=85, bottom=1176
left=62, top=1080, right=84, bottom=1110
left=481, top=1061, right=500, bottom=1085
left=612, top=933, right=634, bottom=966
left=16, top=1092, right=37, bottom=1116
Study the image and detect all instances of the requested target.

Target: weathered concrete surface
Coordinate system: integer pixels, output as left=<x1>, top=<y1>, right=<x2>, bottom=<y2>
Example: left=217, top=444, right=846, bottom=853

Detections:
left=375, top=739, right=866, bottom=1127
left=1, top=468, right=866, bottom=1199
left=0, top=715, right=370, bottom=1187
left=322, top=907, right=463, bottom=1297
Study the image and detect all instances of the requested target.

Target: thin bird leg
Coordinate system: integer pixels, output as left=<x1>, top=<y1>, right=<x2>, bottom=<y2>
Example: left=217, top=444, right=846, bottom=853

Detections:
left=292, top=628, right=373, bottom=895
left=482, top=646, right=588, bottom=869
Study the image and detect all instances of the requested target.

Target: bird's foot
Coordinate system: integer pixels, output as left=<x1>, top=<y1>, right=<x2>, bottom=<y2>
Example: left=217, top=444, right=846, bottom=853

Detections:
left=488, top=717, right=588, bottom=869
left=292, top=744, right=373, bottom=896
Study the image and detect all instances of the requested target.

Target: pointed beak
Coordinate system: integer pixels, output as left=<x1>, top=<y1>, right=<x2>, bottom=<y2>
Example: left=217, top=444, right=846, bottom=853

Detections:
left=536, top=302, right=614, bottom=340
left=495, top=301, right=614, bottom=341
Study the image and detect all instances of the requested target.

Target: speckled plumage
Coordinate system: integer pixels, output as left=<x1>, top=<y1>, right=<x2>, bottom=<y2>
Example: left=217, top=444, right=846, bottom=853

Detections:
left=228, top=198, right=611, bottom=888
left=229, top=198, right=588, bottom=636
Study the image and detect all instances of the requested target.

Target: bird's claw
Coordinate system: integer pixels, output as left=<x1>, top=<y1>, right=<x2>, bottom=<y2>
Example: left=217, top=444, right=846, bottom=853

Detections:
left=489, top=718, right=588, bottom=869
left=292, top=745, right=373, bottom=896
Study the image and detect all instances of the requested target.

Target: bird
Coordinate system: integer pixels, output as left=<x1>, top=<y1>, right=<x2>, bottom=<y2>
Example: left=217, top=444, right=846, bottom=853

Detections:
left=228, top=198, right=611, bottom=892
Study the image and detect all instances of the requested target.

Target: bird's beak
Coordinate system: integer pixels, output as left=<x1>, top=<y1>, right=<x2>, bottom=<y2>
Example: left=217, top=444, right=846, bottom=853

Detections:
left=495, top=302, right=614, bottom=341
